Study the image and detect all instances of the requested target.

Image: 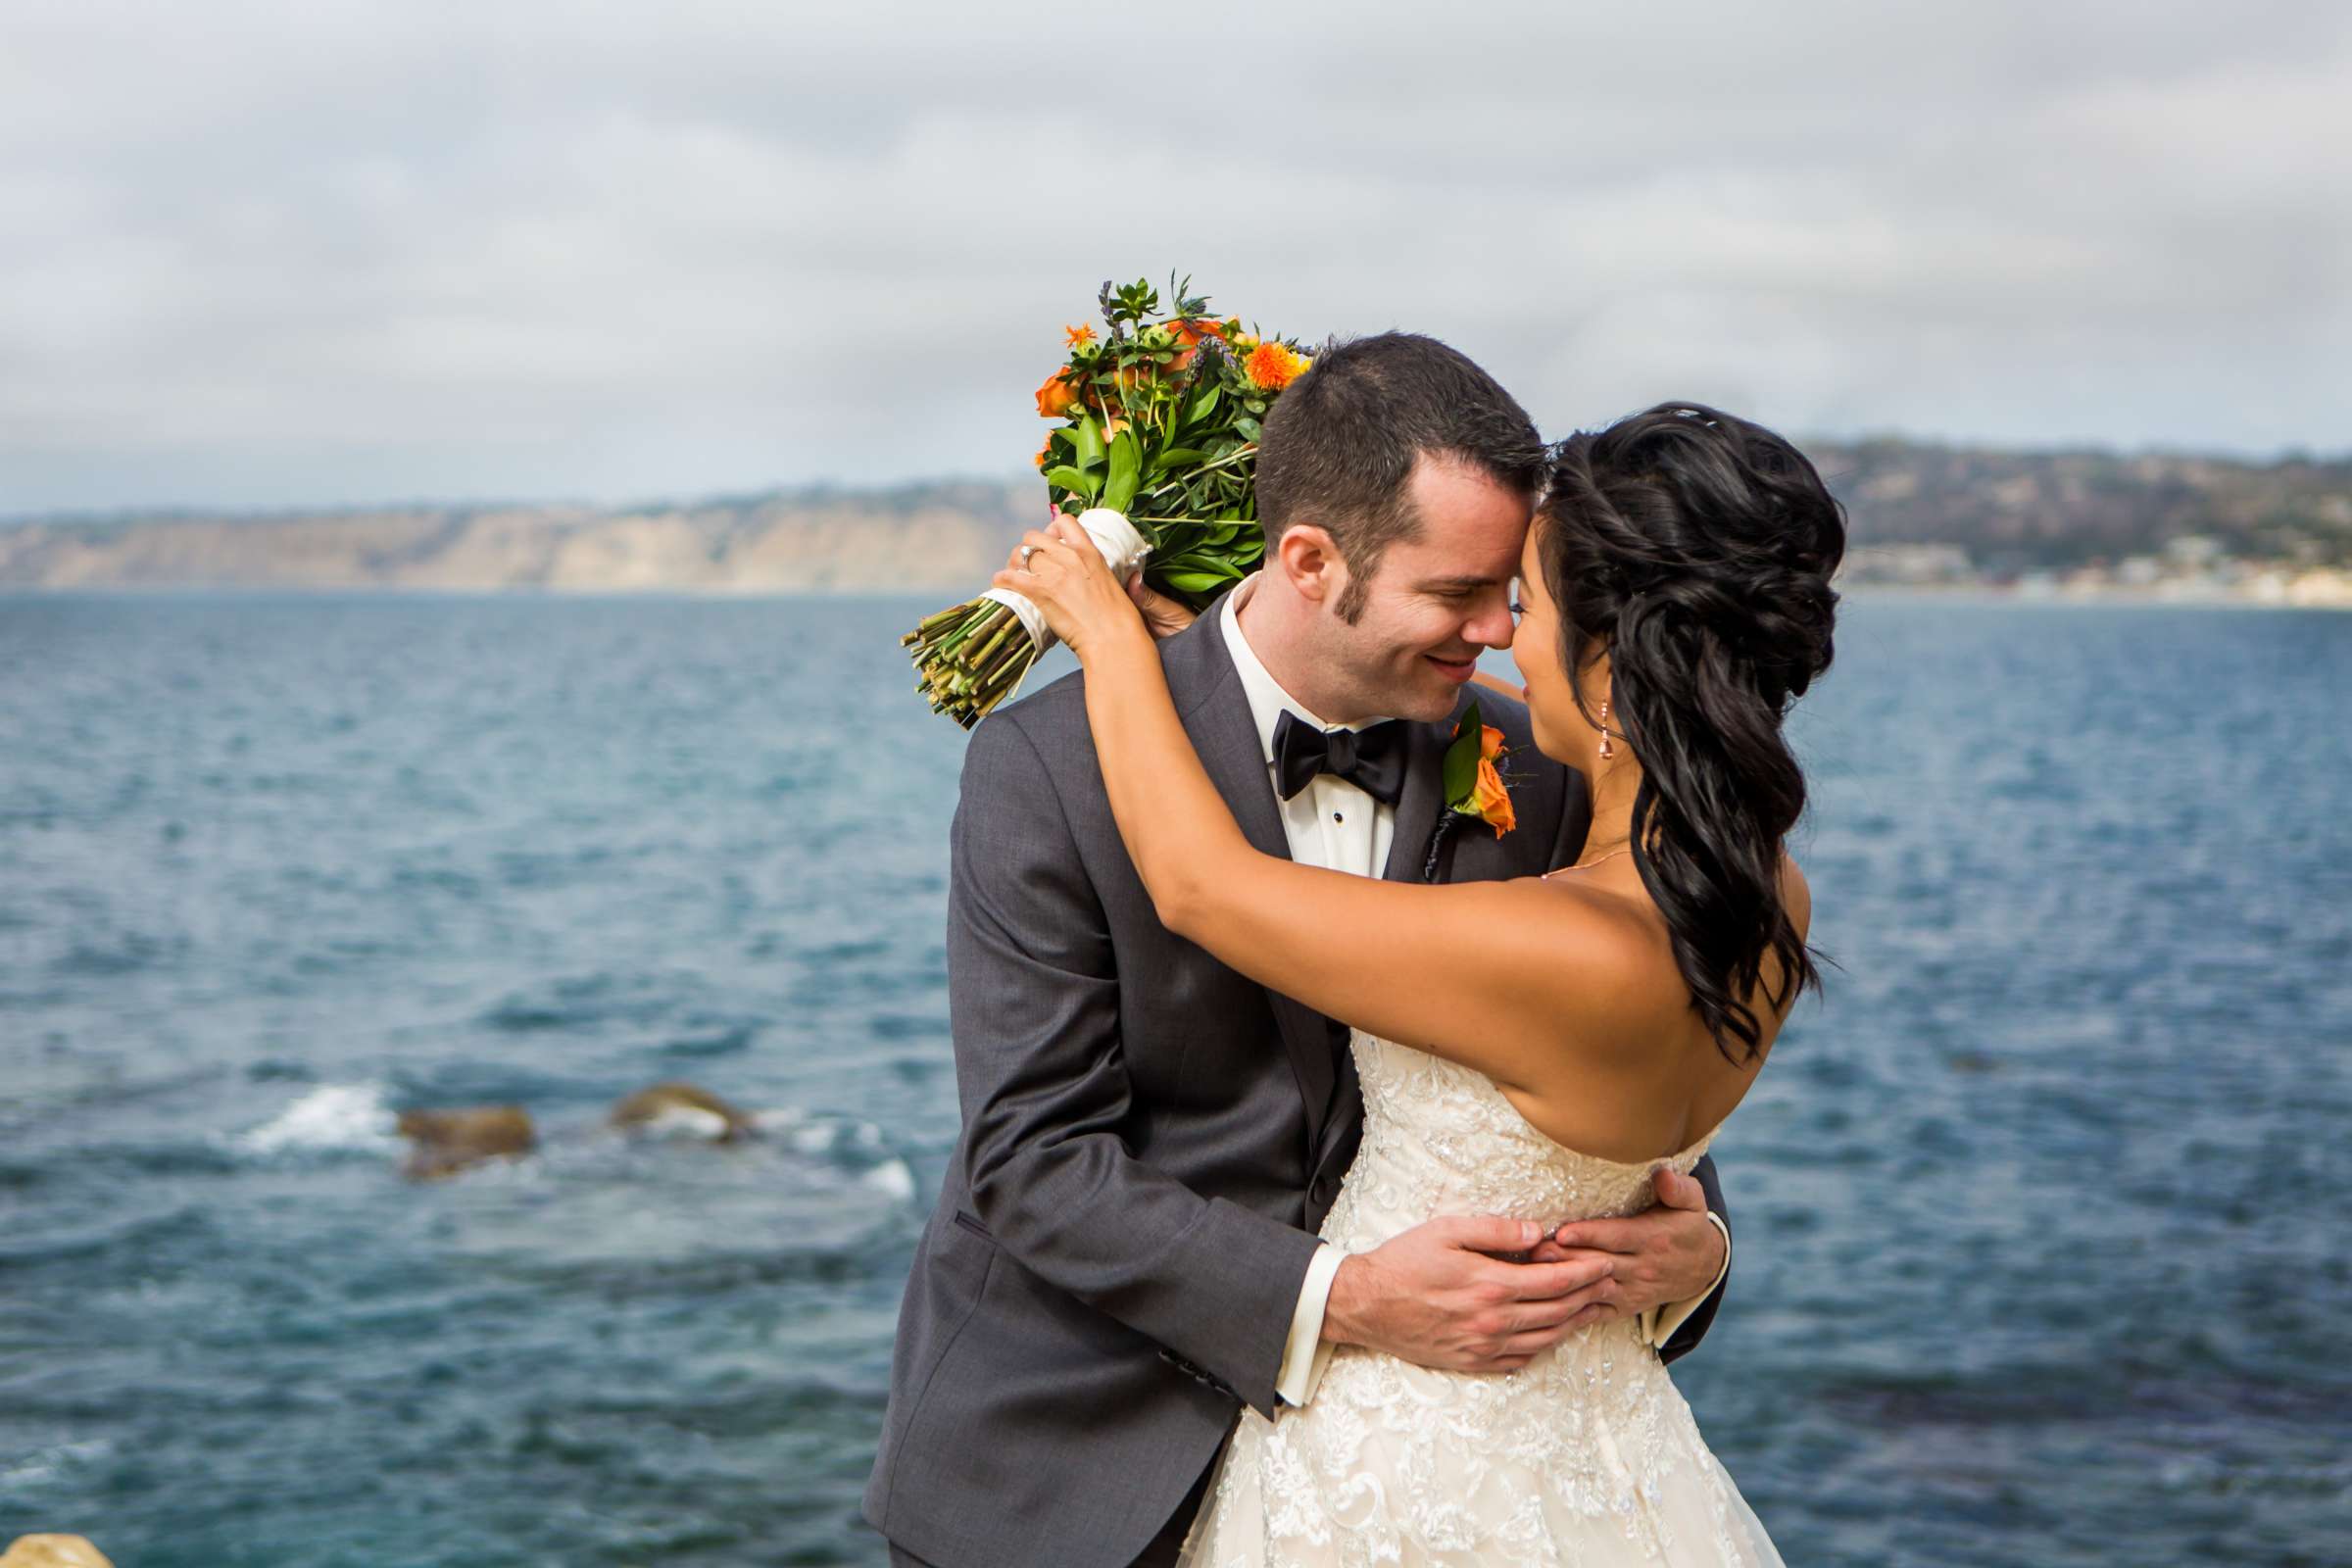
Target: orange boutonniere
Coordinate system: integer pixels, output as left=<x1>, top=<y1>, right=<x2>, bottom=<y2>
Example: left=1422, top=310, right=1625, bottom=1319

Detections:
left=1423, top=699, right=1517, bottom=881
left=1445, top=700, right=1517, bottom=837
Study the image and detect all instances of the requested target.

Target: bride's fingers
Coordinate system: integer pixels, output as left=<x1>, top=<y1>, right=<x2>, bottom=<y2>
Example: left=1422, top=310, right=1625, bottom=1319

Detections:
left=1492, top=1253, right=1613, bottom=1301
left=1038, top=515, right=1117, bottom=570
left=1022, top=529, right=1098, bottom=578
left=1548, top=1218, right=1644, bottom=1255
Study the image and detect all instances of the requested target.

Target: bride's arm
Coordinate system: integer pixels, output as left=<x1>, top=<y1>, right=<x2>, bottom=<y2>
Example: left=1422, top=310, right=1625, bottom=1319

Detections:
left=992, top=524, right=1648, bottom=1098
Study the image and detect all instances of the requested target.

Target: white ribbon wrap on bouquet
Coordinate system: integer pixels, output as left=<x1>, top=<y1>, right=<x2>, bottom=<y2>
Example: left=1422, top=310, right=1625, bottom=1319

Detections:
left=979, top=508, right=1152, bottom=654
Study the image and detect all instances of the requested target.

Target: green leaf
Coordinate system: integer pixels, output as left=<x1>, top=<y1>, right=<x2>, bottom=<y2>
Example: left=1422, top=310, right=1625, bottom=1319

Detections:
left=1071, top=416, right=1104, bottom=470
left=1187, top=385, right=1221, bottom=425
left=1151, top=447, right=1207, bottom=472
left=1234, top=416, right=1262, bottom=442
left=1442, top=700, right=1485, bottom=808
left=1102, top=429, right=1143, bottom=513
left=1158, top=567, right=1236, bottom=594
left=1045, top=466, right=1101, bottom=500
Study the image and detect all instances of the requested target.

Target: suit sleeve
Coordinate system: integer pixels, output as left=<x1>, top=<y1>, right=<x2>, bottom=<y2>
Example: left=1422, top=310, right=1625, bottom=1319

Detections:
left=1655, top=1153, right=1731, bottom=1365
left=949, top=710, right=1325, bottom=1418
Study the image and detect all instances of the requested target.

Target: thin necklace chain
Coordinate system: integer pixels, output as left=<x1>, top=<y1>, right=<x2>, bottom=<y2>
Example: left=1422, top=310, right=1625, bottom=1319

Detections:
left=1546, top=843, right=1634, bottom=878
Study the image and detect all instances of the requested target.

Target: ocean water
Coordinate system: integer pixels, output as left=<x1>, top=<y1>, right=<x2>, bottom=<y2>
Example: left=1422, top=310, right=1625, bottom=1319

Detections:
left=1, top=592, right=2346, bottom=1567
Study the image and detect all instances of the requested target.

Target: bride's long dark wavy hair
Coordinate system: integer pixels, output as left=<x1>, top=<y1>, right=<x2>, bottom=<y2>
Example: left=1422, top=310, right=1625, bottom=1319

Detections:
left=1540, top=404, right=1844, bottom=1063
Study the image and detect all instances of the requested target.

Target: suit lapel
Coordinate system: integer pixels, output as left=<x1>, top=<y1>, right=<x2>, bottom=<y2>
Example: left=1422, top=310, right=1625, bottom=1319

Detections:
left=1161, top=612, right=1340, bottom=1141
left=1380, top=703, right=1459, bottom=885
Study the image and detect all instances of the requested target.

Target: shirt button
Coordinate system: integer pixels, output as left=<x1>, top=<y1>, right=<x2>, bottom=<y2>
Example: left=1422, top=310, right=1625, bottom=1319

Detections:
left=1332, top=811, right=1345, bottom=823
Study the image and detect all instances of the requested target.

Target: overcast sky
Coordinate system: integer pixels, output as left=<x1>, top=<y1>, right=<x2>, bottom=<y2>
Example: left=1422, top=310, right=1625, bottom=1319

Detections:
left=4, top=0, right=2348, bottom=514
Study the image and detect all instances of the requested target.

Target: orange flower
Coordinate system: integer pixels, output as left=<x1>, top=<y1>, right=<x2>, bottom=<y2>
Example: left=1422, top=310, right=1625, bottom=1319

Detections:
left=1168, top=318, right=1221, bottom=349
left=1036, top=434, right=1054, bottom=469
left=1245, top=341, right=1310, bottom=391
left=1036, top=369, right=1080, bottom=418
left=1469, top=757, right=1517, bottom=837
left=1479, top=724, right=1505, bottom=761
left=1064, top=322, right=1097, bottom=349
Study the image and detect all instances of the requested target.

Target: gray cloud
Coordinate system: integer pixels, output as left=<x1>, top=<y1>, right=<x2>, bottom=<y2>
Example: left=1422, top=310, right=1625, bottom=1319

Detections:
left=3, top=0, right=2347, bottom=513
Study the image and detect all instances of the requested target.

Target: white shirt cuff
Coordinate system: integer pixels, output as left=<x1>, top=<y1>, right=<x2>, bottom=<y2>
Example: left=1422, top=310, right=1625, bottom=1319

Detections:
left=1274, top=1244, right=1345, bottom=1406
left=1641, top=1210, right=1731, bottom=1350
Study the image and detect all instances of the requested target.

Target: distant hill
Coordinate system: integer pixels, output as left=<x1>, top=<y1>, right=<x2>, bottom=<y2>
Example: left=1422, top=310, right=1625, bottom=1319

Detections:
left=2, top=441, right=2345, bottom=592
left=1817, top=440, right=2352, bottom=574
left=0, top=481, right=1034, bottom=593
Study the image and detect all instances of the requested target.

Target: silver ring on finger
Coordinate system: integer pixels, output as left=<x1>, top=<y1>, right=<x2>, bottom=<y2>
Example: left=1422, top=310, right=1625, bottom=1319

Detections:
left=1018, top=545, right=1037, bottom=569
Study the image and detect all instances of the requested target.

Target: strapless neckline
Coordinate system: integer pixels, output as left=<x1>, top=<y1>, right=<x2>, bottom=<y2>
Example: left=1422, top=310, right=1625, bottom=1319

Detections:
left=1348, top=1025, right=1722, bottom=1176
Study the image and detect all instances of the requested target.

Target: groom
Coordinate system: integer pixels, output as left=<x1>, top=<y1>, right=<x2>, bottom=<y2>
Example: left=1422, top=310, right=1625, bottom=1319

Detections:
left=865, top=333, right=1733, bottom=1568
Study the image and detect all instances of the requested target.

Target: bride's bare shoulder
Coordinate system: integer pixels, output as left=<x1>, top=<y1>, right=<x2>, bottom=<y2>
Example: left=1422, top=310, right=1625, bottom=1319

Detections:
left=1515, top=872, right=1687, bottom=1036
left=1779, top=852, right=1813, bottom=942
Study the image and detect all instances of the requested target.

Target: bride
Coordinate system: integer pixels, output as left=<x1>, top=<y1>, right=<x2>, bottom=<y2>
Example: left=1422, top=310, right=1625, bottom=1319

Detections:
left=992, top=401, right=1842, bottom=1566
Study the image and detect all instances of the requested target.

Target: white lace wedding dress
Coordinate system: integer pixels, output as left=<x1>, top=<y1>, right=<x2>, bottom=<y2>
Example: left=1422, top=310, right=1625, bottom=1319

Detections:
left=1176, top=1027, right=1783, bottom=1567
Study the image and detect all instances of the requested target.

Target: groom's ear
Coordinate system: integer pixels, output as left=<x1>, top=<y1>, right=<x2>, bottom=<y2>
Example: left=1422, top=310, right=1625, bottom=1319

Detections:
left=1274, top=522, right=1348, bottom=610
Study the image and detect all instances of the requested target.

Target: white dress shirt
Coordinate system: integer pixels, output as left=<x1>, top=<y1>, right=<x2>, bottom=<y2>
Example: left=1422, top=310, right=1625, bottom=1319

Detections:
left=1216, top=575, right=1730, bottom=1408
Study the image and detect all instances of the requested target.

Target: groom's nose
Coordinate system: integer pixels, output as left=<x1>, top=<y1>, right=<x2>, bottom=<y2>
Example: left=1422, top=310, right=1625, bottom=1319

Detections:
left=1463, top=589, right=1516, bottom=651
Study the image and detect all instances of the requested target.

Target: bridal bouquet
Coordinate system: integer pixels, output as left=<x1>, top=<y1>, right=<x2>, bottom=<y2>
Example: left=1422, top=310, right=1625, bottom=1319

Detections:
left=901, top=274, right=1314, bottom=727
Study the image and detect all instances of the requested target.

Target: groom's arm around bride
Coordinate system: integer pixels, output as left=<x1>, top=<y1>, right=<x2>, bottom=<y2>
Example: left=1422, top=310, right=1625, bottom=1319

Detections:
left=865, top=642, right=1724, bottom=1568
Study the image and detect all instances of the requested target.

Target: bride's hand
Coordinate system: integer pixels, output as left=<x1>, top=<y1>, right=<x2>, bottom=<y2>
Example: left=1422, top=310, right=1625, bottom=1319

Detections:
left=992, top=514, right=1155, bottom=662
left=1125, top=573, right=1198, bottom=642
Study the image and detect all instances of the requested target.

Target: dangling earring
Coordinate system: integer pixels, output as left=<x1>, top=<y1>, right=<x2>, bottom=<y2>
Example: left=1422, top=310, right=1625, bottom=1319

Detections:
left=1597, top=700, right=1615, bottom=760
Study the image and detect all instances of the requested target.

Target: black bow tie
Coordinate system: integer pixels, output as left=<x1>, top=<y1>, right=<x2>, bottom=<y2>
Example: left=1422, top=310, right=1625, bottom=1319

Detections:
left=1271, top=710, right=1409, bottom=806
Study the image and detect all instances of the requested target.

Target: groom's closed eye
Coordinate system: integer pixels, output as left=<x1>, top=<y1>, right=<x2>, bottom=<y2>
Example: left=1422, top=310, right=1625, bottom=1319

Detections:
left=1420, top=576, right=1502, bottom=600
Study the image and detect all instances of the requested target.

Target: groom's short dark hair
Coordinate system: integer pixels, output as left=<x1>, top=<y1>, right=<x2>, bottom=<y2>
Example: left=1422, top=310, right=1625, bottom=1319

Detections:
left=1255, top=331, right=1545, bottom=622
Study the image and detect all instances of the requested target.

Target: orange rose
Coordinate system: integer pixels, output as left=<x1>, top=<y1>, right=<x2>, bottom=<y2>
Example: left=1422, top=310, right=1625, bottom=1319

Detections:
left=1470, top=757, right=1517, bottom=837
left=1168, top=318, right=1220, bottom=348
left=1479, top=724, right=1505, bottom=761
left=1036, top=370, right=1080, bottom=418
left=1036, top=434, right=1054, bottom=469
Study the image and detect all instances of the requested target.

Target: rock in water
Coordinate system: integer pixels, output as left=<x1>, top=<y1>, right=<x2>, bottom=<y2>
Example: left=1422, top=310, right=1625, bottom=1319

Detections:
left=395, top=1105, right=537, bottom=1180
left=1, top=1536, right=116, bottom=1568
left=608, top=1081, right=756, bottom=1143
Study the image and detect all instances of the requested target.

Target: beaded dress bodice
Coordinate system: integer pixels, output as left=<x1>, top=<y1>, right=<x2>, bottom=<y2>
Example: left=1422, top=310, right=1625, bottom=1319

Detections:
left=1325, top=1028, right=1717, bottom=1252
left=1177, top=1029, right=1779, bottom=1567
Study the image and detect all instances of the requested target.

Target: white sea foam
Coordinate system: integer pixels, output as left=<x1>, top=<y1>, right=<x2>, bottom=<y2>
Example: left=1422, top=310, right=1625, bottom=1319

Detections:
left=0, top=1436, right=114, bottom=1488
left=861, top=1156, right=916, bottom=1202
left=630, top=1103, right=734, bottom=1140
left=788, top=1121, right=840, bottom=1153
left=230, top=1081, right=401, bottom=1155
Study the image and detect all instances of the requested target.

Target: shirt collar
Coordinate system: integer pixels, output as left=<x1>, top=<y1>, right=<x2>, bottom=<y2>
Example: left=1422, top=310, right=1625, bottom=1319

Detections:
left=1218, top=571, right=1393, bottom=767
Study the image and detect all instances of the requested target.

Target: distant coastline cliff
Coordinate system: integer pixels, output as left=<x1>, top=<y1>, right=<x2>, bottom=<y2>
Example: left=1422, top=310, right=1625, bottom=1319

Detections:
left=0, top=481, right=1030, bottom=594
left=3, top=443, right=2348, bottom=604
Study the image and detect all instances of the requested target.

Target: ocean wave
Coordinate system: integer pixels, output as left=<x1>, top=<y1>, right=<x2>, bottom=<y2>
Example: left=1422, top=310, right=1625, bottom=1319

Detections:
left=226, top=1081, right=402, bottom=1157
left=860, top=1157, right=916, bottom=1201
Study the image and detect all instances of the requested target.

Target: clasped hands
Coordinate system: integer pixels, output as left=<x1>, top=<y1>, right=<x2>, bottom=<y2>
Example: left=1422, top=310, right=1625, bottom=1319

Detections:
left=993, top=511, right=1196, bottom=652
left=1324, top=1167, right=1722, bottom=1375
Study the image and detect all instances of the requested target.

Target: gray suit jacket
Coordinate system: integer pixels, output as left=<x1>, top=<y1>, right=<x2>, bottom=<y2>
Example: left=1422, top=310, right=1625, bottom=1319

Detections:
left=864, top=607, right=1730, bottom=1567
